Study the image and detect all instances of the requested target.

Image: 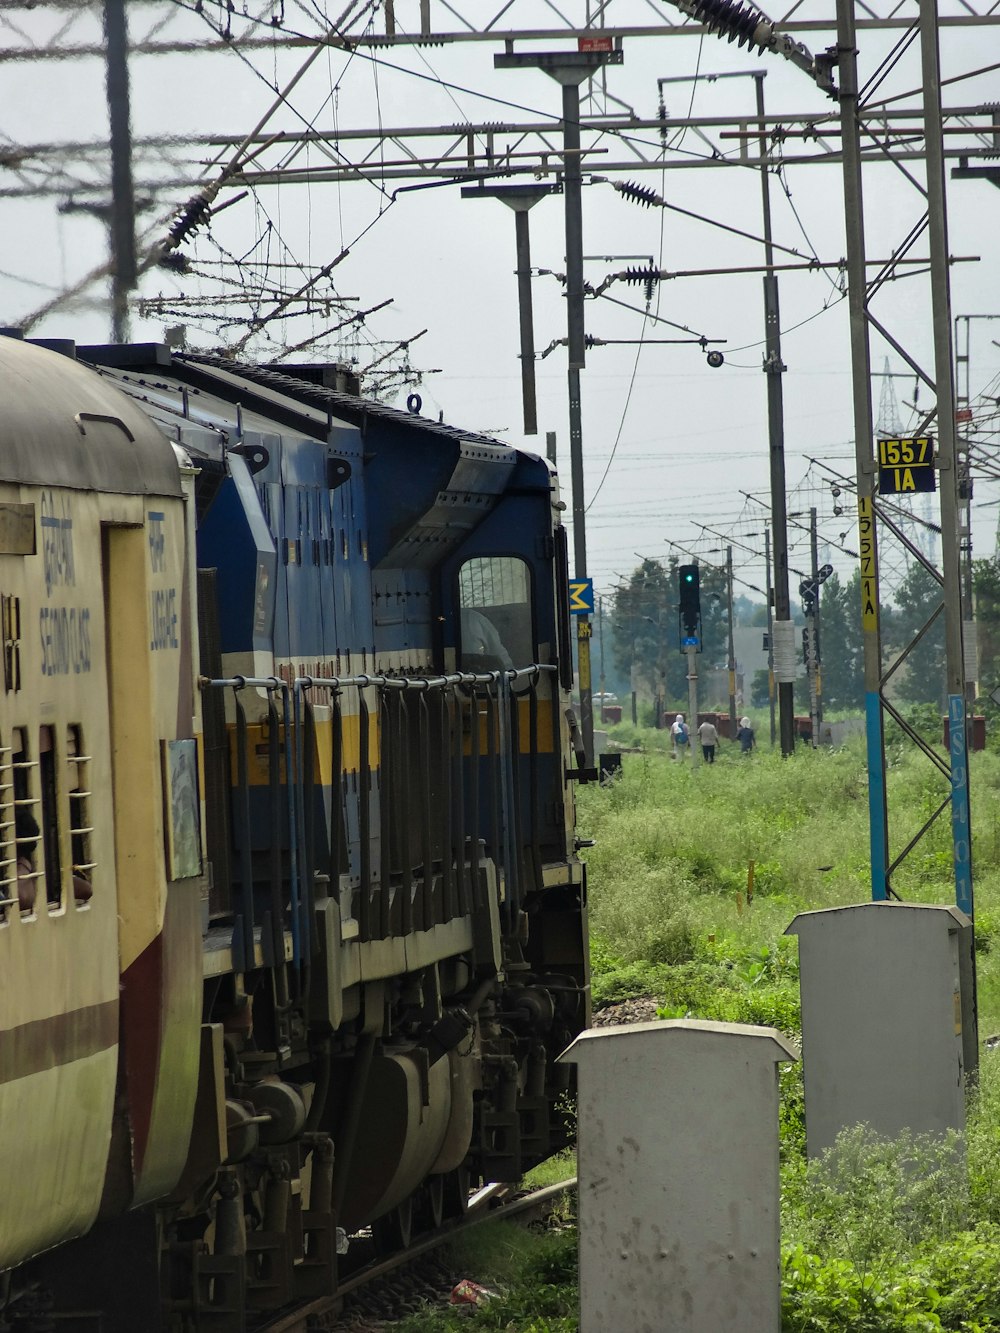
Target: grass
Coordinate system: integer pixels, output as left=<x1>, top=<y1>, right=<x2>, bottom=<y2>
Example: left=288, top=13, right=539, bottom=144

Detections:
left=581, top=733, right=1000, bottom=1037
left=398, top=733, right=1000, bottom=1329
left=394, top=1221, right=578, bottom=1332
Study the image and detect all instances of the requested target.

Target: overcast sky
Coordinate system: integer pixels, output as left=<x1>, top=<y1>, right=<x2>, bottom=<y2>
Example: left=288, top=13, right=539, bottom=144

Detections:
left=2, top=0, right=998, bottom=605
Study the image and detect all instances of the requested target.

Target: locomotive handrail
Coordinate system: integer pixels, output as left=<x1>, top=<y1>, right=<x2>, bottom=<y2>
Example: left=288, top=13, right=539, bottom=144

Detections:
left=194, top=673, right=305, bottom=981
left=198, top=674, right=285, bottom=691
left=195, top=663, right=557, bottom=970
left=198, top=664, right=555, bottom=694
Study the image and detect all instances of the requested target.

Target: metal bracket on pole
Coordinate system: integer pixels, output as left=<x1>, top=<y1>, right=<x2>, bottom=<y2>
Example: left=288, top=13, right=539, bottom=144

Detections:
left=461, top=182, right=557, bottom=435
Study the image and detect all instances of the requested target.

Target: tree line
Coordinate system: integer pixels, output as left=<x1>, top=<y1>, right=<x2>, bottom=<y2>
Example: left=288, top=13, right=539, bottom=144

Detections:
left=603, top=555, right=1000, bottom=714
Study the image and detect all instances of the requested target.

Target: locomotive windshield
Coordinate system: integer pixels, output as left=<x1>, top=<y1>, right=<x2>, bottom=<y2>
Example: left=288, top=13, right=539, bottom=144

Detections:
left=458, top=556, right=532, bottom=672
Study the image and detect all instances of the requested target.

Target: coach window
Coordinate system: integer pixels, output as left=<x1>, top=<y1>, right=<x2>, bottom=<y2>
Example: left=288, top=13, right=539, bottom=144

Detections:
left=67, top=725, right=94, bottom=907
left=12, top=728, right=41, bottom=918
left=0, top=730, right=13, bottom=920
left=458, top=556, right=533, bottom=672
left=39, top=725, right=63, bottom=909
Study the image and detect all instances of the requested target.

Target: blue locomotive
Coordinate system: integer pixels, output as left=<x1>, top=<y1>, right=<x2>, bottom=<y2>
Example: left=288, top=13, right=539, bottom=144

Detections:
left=0, top=335, right=588, bottom=1329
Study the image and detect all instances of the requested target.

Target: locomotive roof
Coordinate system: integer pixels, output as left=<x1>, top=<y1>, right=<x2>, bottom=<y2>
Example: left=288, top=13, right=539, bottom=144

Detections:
left=183, top=353, right=523, bottom=454
left=0, top=336, right=183, bottom=498
left=76, top=342, right=540, bottom=463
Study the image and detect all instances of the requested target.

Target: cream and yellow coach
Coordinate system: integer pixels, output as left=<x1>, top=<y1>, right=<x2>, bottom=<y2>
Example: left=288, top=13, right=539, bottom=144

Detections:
left=0, top=336, right=205, bottom=1269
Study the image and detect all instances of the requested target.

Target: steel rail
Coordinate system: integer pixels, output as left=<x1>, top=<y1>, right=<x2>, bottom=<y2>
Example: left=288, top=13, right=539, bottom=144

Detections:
left=256, top=1178, right=578, bottom=1333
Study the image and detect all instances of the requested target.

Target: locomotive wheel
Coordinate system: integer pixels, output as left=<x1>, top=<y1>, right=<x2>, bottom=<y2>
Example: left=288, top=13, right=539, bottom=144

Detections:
left=371, top=1195, right=413, bottom=1253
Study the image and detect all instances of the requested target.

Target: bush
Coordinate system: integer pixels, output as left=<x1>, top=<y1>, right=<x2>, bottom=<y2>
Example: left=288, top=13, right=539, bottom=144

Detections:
left=781, top=1125, right=974, bottom=1331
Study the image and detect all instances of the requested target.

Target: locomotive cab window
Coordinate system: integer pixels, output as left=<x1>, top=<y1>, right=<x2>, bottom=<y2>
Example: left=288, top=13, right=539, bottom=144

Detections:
left=458, top=557, right=533, bottom=672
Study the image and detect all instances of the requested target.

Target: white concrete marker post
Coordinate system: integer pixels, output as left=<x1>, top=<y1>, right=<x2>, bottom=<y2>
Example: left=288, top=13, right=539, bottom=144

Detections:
left=787, top=902, right=976, bottom=1157
left=561, top=1019, right=798, bottom=1333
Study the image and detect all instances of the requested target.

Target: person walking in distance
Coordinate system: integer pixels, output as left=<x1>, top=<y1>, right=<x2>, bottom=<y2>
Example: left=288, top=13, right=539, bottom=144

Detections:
left=670, top=713, right=689, bottom=760
left=698, top=717, right=720, bottom=764
left=737, top=716, right=756, bottom=757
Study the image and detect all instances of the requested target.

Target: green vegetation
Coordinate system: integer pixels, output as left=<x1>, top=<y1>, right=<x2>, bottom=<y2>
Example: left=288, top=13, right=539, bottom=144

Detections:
left=581, top=733, right=1000, bottom=1331
left=400, top=735, right=1000, bottom=1329
left=395, top=1222, right=578, bottom=1332
left=582, top=734, right=1000, bottom=1036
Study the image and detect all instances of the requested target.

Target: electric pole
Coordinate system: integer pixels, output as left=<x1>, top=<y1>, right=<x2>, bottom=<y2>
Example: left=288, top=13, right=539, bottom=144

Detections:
left=811, top=507, right=823, bottom=728
left=726, top=545, right=737, bottom=739
left=805, top=508, right=820, bottom=747
left=836, top=0, right=889, bottom=898
left=919, top=0, right=973, bottom=922
left=104, top=0, right=136, bottom=342
left=496, top=43, right=622, bottom=777
left=755, top=72, right=795, bottom=757
left=765, top=525, right=776, bottom=748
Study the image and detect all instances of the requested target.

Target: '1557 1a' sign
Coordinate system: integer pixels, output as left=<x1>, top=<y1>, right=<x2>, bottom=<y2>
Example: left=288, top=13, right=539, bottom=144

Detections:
left=878, top=437, right=936, bottom=494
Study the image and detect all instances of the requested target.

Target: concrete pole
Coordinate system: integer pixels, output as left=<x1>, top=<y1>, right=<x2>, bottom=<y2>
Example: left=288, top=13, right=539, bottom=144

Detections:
left=687, top=644, right=700, bottom=767
left=598, top=593, right=606, bottom=716
left=630, top=594, right=638, bottom=726
left=811, top=507, right=823, bottom=725
left=513, top=206, right=539, bottom=435
left=462, top=183, right=550, bottom=436
left=559, top=74, right=594, bottom=772
left=806, top=508, right=819, bottom=745
left=836, top=0, right=890, bottom=899
left=755, top=75, right=795, bottom=757
left=765, top=524, right=776, bottom=747
left=919, top=0, right=974, bottom=925
left=104, top=0, right=136, bottom=343
left=726, top=546, right=738, bottom=738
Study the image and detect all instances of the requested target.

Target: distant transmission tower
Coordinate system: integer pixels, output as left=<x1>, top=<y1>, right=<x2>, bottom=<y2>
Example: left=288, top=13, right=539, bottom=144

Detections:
left=876, top=356, right=903, bottom=436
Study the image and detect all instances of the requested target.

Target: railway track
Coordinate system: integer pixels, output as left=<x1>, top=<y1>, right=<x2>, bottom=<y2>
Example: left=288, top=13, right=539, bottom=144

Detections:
left=258, top=1179, right=578, bottom=1332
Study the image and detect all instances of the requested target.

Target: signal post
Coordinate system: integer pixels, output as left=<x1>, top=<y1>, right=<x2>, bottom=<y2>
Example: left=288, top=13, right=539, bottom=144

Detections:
left=679, top=564, right=701, bottom=766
